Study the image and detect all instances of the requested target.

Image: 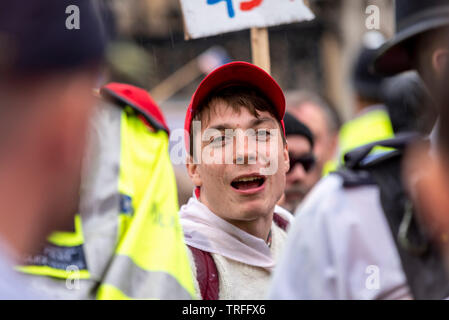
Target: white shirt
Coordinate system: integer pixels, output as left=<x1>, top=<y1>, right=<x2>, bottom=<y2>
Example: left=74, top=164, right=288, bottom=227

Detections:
left=268, top=174, right=412, bottom=299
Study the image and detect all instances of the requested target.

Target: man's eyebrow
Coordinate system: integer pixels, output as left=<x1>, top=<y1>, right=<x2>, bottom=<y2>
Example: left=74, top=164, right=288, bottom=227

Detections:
left=207, top=118, right=277, bottom=131
left=208, top=123, right=235, bottom=131
left=250, top=117, right=277, bottom=127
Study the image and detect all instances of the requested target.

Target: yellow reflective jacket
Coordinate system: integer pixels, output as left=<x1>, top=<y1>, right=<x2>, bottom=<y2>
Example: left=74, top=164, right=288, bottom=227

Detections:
left=17, top=84, right=195, bottom=300
left=338, top=105, right=394, bottom=163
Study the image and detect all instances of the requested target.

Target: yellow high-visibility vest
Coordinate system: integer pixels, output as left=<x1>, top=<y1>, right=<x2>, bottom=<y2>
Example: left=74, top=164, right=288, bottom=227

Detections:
left=338, top=106, right=394, bottom=163
left=17, top=99, right=195, bottom=300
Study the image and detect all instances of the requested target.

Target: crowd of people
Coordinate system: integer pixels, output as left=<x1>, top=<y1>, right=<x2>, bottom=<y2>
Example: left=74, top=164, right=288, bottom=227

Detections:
left=2, top=0, right=449, bottom=300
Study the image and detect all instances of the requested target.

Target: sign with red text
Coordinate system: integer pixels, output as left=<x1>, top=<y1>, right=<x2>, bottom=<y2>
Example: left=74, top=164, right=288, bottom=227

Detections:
left=180, top=0, right=315, bottom=39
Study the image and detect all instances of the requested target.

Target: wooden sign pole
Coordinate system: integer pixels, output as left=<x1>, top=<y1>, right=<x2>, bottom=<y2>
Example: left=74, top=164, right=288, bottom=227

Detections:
left=250, top=27, right=271, bottom=74
left=149, top=58, right=201, bottom=103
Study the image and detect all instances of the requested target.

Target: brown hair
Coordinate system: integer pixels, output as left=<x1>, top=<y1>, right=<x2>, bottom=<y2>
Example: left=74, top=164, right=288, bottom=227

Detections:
left=189, top=85, right=285, bottom=157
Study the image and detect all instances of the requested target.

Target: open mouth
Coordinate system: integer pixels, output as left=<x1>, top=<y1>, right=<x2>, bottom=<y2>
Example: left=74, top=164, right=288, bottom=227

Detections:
left=231, top=175, right=266, bottom=191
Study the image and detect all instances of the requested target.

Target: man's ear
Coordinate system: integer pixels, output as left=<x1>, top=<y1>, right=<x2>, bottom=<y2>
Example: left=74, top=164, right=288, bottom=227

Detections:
left=186, top=155, right=202, bottom=187
left=432, top=48, right=449, bottom=79
left=283, top=142, right=290, bottom=173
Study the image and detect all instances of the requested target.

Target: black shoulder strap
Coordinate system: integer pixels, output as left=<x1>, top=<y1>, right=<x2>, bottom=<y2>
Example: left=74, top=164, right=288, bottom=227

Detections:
left=345, top=134, right=449, bottom=299
left=333, top=134, right=420, bottom=188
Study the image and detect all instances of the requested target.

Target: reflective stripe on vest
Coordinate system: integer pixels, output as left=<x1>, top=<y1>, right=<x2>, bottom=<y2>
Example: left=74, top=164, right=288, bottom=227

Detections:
left=17, top=214, right=90, bottom=280
left=97, top=255, right=192, bottom=299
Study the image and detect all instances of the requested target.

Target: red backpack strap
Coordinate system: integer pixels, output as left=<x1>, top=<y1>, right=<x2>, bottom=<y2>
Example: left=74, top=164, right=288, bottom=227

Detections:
left=188, top=246, right=219, bottom=300
left=273, top=213, right=290, bottom=231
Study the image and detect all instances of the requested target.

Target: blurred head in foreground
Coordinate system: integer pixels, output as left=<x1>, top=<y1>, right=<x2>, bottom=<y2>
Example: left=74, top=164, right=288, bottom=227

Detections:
left=382, top=71, right=437, bottom=135
left=403, top=58, right=449, bottom=262
left=0, top=0, right=105, bottom=256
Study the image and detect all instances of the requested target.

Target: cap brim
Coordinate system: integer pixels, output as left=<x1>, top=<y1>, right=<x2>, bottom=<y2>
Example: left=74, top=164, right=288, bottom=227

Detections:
left=189, top=61, right=285, bottom=120
left=374, top=17, right=449, bottom=76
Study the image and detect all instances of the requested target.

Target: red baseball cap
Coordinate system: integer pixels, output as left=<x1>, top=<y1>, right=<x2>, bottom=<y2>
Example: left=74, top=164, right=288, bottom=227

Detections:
left=184, top=61, right=286, bottom=153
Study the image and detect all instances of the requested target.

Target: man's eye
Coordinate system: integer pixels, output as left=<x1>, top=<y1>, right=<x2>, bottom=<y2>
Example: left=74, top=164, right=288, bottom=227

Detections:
left=256, top=130, right=270, bottom=140
left=211, top=135, right=230, bottom=145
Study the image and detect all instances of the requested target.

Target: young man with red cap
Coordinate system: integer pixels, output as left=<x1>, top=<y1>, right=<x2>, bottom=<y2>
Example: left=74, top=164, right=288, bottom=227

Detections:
left=180, top=61, right=293, bottom=300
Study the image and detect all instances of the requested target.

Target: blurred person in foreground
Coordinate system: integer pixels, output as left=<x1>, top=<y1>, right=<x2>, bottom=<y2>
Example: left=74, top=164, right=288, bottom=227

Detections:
left=269, top=0, right=449, bottom=300
left=402, top=55, right=449, bottom=281
left=278, top=112, right=316, bottom=212
left=286, top=91, right=340, bottom=185
left=15, top=1, right=196, bottom=299
left=180, top=62, right=293, bottom=299
left=382, top=71, right=437, bottom=136
left=0, top=0, right=105, bottom=298
left=403, top=127, right=449, bottom=279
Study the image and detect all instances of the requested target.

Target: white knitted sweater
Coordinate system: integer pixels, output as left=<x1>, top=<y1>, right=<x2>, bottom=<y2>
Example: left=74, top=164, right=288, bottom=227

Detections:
left=186, top=222, right=288, bottom=300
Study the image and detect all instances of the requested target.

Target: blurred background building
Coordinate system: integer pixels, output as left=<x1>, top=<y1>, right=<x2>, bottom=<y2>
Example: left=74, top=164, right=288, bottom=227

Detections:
left=102, top=0, right=394, bottom=204
left=106, top=0, right=393, bottom=116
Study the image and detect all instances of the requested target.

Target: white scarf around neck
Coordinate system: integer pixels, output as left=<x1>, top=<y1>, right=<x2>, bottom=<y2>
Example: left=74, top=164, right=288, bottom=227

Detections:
left=179, top=193, right=292, bottom=271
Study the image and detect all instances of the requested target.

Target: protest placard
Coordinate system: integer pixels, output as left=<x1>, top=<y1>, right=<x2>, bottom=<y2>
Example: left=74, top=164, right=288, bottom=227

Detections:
left=180, top=0, right=314, bottom=39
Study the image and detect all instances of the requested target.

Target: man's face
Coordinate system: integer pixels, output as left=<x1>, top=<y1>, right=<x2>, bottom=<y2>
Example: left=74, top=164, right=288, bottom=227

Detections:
left=289, top=103, right=337, bottom=184
left=0, top=71, right=99, bottom=254
left=187, top=102, right=289, bottom=223
left=414, top=30, right=449, bottom=101
left=404, top=144, right=449, bottom=245
left=41, top=72, right=99, bottom=235
left=284, top=135, right=314, bottom=212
